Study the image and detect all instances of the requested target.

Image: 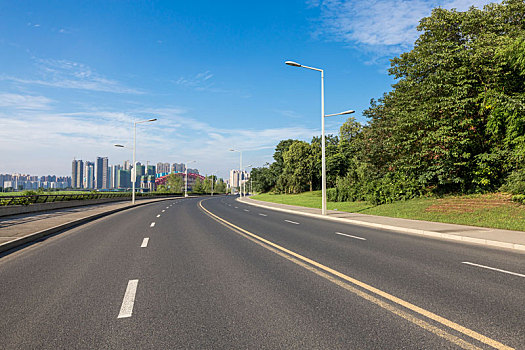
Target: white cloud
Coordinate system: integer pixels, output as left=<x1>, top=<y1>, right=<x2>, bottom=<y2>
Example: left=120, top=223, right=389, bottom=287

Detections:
left=1, top=58, right=142, bottom=94
left=0, top=106, right=318, bottom=178
left=0, top=93, right=53, bottom=110
left=176, top=70, right=214, bottom=89
left=275, top=110, right=304, bottom=119
left=174, top=70, right=250, bottom=97
left=312, top=0, right=499, bottom=56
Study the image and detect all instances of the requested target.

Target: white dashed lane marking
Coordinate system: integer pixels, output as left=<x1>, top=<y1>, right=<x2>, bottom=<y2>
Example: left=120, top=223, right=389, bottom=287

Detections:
left=117, top=280, right=139, bottom=319
left=150, top=222, right=155, bottom=228
left=141, top=238, right=149, bottom=247
left=335, top=232, right=367, bottom=241
left=285, top=220, right=300, bottom=225
left=462, top=262, right=525, bottom=278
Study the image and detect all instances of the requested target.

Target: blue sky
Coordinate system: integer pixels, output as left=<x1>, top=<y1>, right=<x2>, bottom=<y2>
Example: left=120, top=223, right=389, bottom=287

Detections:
left=0, top=0, right=497, bottom=178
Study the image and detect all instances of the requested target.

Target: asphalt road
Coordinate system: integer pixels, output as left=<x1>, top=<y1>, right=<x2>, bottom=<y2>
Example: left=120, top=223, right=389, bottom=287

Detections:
left=0, top=195, right=523, bottom=349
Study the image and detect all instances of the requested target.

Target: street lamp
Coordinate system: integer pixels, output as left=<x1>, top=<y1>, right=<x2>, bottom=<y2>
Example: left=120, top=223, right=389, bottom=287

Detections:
left=115, top=117, right=157, bottom=204
left=229, top=149, right=242, bottom=197
left=285, top=60, right=354, bottom=215
left=184, top=160, right=196, bottom=197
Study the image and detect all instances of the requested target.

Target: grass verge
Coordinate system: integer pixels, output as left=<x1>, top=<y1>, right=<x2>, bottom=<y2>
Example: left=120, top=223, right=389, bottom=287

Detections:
left=251, top=191, right=525, bottom=232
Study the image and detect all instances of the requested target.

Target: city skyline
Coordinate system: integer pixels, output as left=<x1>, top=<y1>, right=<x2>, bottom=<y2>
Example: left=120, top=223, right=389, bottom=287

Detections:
left=0, top=157, right=206, bottom=191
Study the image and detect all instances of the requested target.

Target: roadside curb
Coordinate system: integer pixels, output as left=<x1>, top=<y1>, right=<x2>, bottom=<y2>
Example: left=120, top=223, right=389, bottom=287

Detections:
left=238, top=198, right=525, bottom=253
left=0, top=197, right=181, bottom=255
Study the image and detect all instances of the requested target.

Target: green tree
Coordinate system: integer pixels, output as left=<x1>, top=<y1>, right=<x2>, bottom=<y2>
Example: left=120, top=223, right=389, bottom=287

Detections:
left=280, top=141, right=316, bottom=193
left=214, top=178, right=227, bottom=194
left=272, top=139, right=298, bottom=190
left=165, top=173, right=183, bottom=193
left=192, top=178, right=205, bottom=193
left=250, top=166, right=275, bottom=193
left=362, top=0, right=525, bottom=195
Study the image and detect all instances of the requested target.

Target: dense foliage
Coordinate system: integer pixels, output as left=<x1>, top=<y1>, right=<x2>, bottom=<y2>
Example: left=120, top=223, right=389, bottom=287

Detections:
left=252, top=0, right=525, bottom=204
left=156, top=174, right=227, bottom=194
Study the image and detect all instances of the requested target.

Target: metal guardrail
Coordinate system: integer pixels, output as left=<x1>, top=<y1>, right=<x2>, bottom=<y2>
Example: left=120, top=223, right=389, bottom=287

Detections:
left=0, top=193, right=180, bottom=206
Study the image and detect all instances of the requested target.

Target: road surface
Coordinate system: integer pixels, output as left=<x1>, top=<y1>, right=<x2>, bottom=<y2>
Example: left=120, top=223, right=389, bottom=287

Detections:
left=0, top=196, right=523, bottom=349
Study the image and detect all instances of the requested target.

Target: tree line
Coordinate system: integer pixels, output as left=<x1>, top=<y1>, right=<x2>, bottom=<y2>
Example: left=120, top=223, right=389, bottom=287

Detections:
left=156, top=174, right=227, bottom=194
left=251, top=0, right=525, bottom=204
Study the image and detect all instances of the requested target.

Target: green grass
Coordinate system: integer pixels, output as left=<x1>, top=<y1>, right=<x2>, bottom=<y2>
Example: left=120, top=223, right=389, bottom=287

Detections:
left=252, top=191, right=525, bottom=232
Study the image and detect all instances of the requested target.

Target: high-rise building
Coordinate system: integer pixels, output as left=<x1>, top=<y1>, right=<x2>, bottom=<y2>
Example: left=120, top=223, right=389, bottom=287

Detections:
left=72, top=159, right=84, bottom=188
left=172, top=163, right=184, bottom=173
left=71, top=160, right=77, bottom=188
left=0, top=174, right=7, bottom=189
left=123, top=160, right=131, bottom=171
left=146, top=165, right=156, bottom=176
left=84, top=162, right=94, bottom=189
left=156, top=162, right=170, bottom=174
left=188, top=168, right=199, bottom=175
left=117, top=169, right=131, bottom=189
left=95, top=157, right=109, bottom=189
left=106, top=164, right=111, bottom=190
left=229, top=169, right=248, bottom=189
left=135, top=162, right=145, bottom=177
left=108, top=165, right=113, bottom=188
left=110, top=164, right=121, bottom=189
left=140, top=175, right=156, bottom=191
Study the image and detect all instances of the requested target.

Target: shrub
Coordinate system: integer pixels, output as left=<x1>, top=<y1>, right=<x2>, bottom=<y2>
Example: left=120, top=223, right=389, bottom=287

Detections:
left=511, top=194, right=525, bottom=205
left=500, top=168, right=525, bottom=194
left=328, top=171, right=426, bottom=205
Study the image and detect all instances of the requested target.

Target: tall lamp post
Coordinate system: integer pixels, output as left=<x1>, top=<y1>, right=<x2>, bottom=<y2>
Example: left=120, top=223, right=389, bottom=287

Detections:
left=184, top=160, right=196, bottom=197
left=285, top=60, right=354, bottom=215
left=229, top=149, right=242, bottom=197
left=115, top=118, right=157, bottom=204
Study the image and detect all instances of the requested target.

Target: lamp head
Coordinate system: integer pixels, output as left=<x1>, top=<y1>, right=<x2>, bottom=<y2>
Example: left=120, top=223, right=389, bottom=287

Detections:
left=114, top=144, right=125, bottom=148
left=285, top=61, right=301, bottom=67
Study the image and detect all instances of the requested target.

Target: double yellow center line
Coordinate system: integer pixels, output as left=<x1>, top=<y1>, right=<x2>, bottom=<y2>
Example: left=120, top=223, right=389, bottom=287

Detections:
left=199, top=199, right=513, bottom=350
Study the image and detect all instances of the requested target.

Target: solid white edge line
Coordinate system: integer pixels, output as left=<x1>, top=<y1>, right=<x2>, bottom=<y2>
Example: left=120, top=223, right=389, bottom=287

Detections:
left=462, top=261, right=525, bottom=278
left=141, top=237, right=149, bottom=248
left=285, top=220, right=300, bottom=225
left=117, top=279, right=139, bottom=318
left=150, top=222, right=155, bottom=227
left=335, top=232, right=367, bottom=240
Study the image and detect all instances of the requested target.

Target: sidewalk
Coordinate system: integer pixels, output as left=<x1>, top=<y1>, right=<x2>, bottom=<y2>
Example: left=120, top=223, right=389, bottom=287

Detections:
left=240, top=197, right=525, bottom=252
left=0, top=197, right=178, bottom=253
